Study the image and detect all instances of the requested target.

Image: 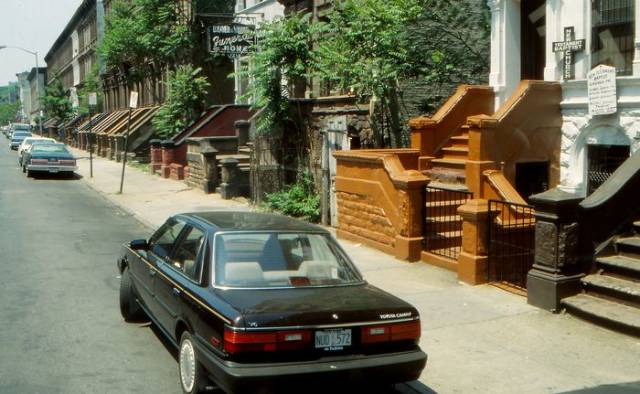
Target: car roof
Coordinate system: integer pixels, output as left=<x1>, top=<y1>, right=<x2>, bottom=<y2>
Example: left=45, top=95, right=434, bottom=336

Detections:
left=178, top=211, right=328, bottom=233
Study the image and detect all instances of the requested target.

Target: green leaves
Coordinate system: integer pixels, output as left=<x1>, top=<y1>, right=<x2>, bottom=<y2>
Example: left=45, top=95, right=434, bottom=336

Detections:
left=0, top=101, right=20, bottom=125
left=263, top=173, right=321, bottom=223
left=41, top=75, right=73, bottom=122
left=152, top=64, right=210, bottom=139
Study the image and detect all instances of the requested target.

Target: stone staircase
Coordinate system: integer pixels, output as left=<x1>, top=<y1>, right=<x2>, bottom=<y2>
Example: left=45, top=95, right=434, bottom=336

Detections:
left=426, top=125, right=470, bottom=185
left=562, top=220, right=640, bottom=336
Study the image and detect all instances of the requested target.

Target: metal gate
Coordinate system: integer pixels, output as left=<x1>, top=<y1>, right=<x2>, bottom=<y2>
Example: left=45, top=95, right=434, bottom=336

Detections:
left=424, top=186, right=472, bottom=260
left=488, top=200, right=536, bottom=289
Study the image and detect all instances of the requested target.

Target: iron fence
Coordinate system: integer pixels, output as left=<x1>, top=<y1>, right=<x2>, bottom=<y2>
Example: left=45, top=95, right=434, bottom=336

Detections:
left=424, top=186, right=473, bottom=260
left=488, top=199, right=536, bottom=289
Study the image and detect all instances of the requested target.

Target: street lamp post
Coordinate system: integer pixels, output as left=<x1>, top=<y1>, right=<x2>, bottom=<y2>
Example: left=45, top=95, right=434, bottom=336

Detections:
left=0, top=45, right=43, bottom=134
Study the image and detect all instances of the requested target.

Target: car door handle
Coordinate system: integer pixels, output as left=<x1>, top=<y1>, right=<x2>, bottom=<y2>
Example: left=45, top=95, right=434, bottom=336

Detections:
left=172, top=287, right=181, bottom=297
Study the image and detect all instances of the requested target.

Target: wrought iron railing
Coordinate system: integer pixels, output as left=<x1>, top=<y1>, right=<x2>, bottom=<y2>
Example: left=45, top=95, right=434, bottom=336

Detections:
left=424, top=186, right=473, bottom=260
left=488, top=200, right=536, bottom=289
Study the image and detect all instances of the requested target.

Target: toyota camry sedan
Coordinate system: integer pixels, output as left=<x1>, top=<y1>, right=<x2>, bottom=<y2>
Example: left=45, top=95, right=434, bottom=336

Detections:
left=118, top=211, right=427, bottom=394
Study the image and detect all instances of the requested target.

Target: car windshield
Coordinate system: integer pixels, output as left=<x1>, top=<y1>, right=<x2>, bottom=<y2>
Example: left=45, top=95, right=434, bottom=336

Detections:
left=214, top=232, right=363, bottom=288
left=31, top=139, right=55, bottom=146
left=32, top=145, right=68, bottom=154
left=12, top=133, right=31, bottom=139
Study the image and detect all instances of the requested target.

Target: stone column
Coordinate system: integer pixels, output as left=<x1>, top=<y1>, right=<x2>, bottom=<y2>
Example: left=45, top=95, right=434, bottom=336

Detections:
left=465, top=115, right=498, bottom=198
left=457, top=199, right=492, bottom=285
left=201, top=147, right=218, bottom=193
left=634, top=2, right=640, bottom=76
left=149, top=139, right=162, bottom=174
left=219, top=158, right=239, bottom=199
left=392, top=171, right=430, bottom=262
left=488, top=0, right=521, bottom=107
left=161, top=140, right=175, bottom=179
left=527, top=188, right=584, bottom=312
left=235, top=120, right=251, bottom=147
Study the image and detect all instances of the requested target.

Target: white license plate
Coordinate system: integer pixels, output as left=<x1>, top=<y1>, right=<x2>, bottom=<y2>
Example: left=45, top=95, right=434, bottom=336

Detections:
left=315, top=329, right=351, bottom=350
left=49, top=168, right=59, bottom=173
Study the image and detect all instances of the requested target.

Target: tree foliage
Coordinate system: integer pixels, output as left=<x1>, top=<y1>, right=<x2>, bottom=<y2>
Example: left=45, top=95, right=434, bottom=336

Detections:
left=77, top=65, right=104, bottom=116
left=0, top=101, right=20, bottom=125
left=238, top=13, right=319, bottom=136
left=41, top=75, right=73, bottom=122
left=152, top=64, right=210, bottom=138
left=99, top=0, right=194, bottom=80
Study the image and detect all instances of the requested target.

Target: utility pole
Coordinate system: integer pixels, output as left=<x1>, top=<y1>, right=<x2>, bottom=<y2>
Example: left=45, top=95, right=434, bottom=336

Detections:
left=88, top=93, right=97, bottom=178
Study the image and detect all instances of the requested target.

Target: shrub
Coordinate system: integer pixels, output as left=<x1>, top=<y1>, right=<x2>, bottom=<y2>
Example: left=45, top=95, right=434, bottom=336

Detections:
left=263, top=173, right=321, bottom=223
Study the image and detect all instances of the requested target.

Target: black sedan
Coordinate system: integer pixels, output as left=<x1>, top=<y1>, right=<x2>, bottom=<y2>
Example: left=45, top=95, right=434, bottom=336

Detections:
left=118, top=212, right=427, bottom=394
left=22, top=143, right=78, bottom=177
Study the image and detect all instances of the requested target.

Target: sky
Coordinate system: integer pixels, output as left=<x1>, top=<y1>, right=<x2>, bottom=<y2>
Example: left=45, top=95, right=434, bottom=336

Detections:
left=0, top=0, right=83, bottom=86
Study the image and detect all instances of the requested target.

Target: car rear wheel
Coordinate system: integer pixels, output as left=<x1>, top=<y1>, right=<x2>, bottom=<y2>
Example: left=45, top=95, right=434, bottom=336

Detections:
left=26, top=169, right=33, bottom=178
left=179, top=332, right=210, bottom=394
left=119, top=266, right=145, bottom=322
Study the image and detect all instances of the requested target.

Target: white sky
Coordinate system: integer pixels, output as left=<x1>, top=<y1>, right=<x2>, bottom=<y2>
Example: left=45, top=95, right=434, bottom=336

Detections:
left=0, top=0, right=83, bottom=86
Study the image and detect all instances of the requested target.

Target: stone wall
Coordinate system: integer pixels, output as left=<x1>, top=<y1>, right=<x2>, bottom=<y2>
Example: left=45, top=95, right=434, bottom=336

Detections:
left=336, top=191, right=396, bottom=249
left=183, top=137, right=221, bottom=193
left=559, top=79, right=640, bottom=196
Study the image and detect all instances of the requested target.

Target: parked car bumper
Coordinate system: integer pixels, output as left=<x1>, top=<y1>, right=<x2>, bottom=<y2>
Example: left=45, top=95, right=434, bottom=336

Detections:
left=194, top=339, right=427, bottom=393
left=26, top=164, right=78, bottom=173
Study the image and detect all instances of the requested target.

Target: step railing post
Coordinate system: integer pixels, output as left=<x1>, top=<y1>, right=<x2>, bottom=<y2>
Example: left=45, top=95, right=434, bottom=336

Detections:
left=465, top=115, right=498, bottom=198
left=457, top=199, right=493, bottom=285
left=527, top=188, right=584, bottom=312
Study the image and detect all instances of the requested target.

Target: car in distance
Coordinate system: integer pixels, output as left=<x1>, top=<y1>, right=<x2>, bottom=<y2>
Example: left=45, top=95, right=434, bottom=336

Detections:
left=18, top=137, right=57, bottom=166
left=118, top=211, right=427, bottom=394
left=22, top=143, right=77, bottom=177
left=9, top=131, right=33, bottom=150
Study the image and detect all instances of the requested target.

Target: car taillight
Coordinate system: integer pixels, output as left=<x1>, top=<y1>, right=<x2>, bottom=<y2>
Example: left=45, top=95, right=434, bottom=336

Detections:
left=223, top=328, right=312, bottom=354
left=30, top=159, right=48, bottom=165
left=59, top=159, right=76, bottom=166
left=361, top=320, right=421, bottom=344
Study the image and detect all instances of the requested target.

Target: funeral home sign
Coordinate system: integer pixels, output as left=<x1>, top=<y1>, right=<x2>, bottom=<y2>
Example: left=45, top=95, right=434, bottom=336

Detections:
left=587, top=65, right=617, bottom=116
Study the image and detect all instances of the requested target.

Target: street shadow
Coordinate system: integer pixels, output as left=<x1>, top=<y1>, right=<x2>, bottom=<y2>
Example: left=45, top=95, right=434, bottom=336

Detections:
left=29, top=172, right=83, bottom=181
left=559, top=381, right=640, bottom=393
left=149, top=322, right=179, bottom=362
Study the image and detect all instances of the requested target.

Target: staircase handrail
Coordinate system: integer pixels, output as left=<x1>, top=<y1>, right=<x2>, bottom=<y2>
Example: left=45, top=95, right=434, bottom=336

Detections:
left=409, top=85, right=494, bottom=157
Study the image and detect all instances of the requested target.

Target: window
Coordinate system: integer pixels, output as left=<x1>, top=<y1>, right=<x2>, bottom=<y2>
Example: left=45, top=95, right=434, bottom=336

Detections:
left=591, top=0, right=635, bottom=76
left=214, top=232, right=363, bottom=288
left=149, top=219, right=187, bottom=259
left=171, top=226, right=207, bottom=281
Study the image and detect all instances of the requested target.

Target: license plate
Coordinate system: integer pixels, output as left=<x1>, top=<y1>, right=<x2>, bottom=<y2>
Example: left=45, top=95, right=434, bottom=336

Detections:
left=49, top=168, right=58, bottom=173
left=315, top=329, right=351, bottom=350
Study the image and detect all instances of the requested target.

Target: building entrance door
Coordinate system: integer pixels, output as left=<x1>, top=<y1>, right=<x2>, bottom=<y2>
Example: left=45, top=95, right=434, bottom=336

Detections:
left=521, top=0, right=546, bottom=80
left=515, top=161, right=549, bottom=201
left=587, top=144, right=630, bottom=195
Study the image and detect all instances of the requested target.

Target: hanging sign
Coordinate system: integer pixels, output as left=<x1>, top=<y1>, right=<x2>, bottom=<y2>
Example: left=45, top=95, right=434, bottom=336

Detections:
left=88, top=92, right=97, bottom=106
left=207, top=23, right=256, bottom=57
left=588, top=65, right=617, bottom=116
left=552, top=27, right=585, bottom=80
left=70, top=87, right=79, bottom=108
left=129, top=91, right=138, bottom=109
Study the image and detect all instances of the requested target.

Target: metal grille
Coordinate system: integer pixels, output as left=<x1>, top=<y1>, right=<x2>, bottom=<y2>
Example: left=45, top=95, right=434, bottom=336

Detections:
left=591, top=0, right=635, bottom=75
left=587, top=144, right=630, bottom=195
left=424, top=186, right=473, bottom=260
left=488, top=200, right=536, bottom=289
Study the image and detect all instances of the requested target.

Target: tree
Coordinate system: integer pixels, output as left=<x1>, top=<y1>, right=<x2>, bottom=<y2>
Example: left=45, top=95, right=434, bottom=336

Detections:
left=41, top=75, right=73, bottom=122
left=151, top=64, right=210, bottom=138
left=77, top=65, right=103, bottom=116
left=316, top=0, right=424, bottom=147
left=239, top=12, right=320, bottom=136
left=0, top=101, right=20, bottom=125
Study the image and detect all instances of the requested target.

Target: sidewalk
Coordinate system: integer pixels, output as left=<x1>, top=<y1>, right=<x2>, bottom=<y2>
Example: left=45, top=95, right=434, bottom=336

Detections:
left=72, top=149, right=640, bottom=394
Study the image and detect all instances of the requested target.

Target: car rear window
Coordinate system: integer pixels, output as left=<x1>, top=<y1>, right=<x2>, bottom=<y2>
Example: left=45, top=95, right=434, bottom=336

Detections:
left=214, top=232, right=363, bottom=288
left=32, top=145, right=69, bottom=154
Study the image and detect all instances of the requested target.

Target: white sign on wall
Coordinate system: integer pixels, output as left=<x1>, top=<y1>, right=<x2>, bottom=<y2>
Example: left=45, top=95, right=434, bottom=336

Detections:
left=129, top=91, right=138, bottom=109
left=588, top=65, right=617, bottom=116
left=88, top=92, right=97, bottom=106
left=70, top=87, right=79, bottom=108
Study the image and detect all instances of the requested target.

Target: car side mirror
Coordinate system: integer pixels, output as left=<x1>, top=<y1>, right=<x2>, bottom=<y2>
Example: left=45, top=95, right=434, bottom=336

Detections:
left=130, top=239, right=149, bottom=251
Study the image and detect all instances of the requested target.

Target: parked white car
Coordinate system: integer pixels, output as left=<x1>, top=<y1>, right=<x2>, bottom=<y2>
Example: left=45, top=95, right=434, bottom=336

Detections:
left=18, top=137, right=57, bottom=166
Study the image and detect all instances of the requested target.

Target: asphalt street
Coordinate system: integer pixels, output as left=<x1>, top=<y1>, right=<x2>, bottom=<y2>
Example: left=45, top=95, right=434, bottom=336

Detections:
left=0, top=145, right=180, bottom=393
left=0, top=145, right=430, bottom=394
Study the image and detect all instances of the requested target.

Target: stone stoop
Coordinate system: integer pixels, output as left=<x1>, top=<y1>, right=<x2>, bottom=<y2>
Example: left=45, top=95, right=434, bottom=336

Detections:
left=562, top=221, right=640, bottom=336
left=426, top=126, right=469, bottom=185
